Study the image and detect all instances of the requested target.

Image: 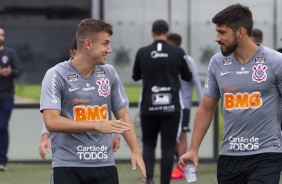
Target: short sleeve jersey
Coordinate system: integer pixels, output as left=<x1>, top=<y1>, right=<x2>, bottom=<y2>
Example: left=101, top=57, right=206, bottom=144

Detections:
left=40, top=59, right=129, bottom=167
left=204, top=46, right=282, bottom=156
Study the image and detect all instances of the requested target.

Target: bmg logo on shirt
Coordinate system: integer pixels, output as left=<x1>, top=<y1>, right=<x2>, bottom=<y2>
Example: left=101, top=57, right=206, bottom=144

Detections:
left=77, top=145, right=108, bottom=160
left=224, top=92, right=262, bottom=110
left=73, top=105, right=108, bottom=121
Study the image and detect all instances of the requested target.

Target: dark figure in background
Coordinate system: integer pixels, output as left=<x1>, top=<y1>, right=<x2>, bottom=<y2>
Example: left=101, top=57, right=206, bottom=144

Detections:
left=132, top=19, right=192, bottom=184
left=0, top=25, right=22, bottom=171
left=167, top=33, right=203, bottom=180
left=251, top=28, right=263, bottom=44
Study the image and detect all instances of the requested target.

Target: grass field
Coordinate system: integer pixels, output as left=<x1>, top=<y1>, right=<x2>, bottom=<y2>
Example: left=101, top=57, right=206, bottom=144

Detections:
left=2, top=163, right=282, bottom=184
left=0, top=162, right=217, bottom=184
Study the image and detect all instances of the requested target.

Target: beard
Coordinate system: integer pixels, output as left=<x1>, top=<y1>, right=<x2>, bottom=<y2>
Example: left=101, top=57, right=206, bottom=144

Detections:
left=220, top=35, right=238, bottom=56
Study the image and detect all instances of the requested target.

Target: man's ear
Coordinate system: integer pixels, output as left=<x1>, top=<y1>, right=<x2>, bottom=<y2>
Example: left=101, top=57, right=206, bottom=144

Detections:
left=237, top=27, right=245, bottom=39
left=84, top=39, right=91, bottom=50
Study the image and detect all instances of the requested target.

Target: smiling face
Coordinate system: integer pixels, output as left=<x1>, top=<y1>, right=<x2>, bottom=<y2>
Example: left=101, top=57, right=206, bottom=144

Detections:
left=88, top=32, right=112, bottom=65
left=215, top=24, right=238, bottom=56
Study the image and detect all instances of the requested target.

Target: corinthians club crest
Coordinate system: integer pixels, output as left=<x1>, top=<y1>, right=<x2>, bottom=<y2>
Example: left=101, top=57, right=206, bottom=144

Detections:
left=96, top=78, right=110, bottom=97
left=252, top=64, right=267, bottom=83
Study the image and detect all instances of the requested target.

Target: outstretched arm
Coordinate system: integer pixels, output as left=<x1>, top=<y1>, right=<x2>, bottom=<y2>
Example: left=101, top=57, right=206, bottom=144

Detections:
left=43, top=109, right=130, bottom=134
left=113, top=107, right=146, bottom=182
left=178, top=95, right=219, bottom=170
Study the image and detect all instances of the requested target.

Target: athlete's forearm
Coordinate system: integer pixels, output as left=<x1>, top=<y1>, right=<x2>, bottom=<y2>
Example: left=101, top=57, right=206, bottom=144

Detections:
left=189, top=104, right=215, bottom=152
left=43, top=109, right=105, bottom=133
left=123, top=120, right=141, bottom=153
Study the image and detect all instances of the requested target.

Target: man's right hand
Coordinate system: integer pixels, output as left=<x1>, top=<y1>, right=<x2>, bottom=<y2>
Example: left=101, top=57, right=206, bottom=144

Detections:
left=96, top=119, right=130, bottom=134
left=178, top=149, right=199, bottom=171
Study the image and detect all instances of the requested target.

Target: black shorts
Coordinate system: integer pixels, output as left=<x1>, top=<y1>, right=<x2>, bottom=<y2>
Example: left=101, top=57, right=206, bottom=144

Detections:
left=51, top=166, right=119, bottom=184
left=181, top=108, right=191, bottom=132
left=217, top=153, right=282, bottom=184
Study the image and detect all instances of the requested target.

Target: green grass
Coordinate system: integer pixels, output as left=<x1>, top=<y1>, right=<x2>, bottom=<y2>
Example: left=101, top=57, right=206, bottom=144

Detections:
left=2, top=163, right=282, bottom=184
left=15, top=84, right=42, bottom=101
left=0, top=163, right=218, bottom=184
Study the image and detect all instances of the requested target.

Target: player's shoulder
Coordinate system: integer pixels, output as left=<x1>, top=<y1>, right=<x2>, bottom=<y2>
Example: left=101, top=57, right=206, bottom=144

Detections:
left=261, top=46, right=282, bottom=59
left=137, top=44, right=153, bottom=53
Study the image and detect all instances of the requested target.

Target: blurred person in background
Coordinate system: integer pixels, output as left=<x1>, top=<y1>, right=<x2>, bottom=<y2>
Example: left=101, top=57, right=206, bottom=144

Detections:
left=0, top=25, right=22, bottom=171
left=251, top=28, right=263, bottom=45
left=132, top=20, right=192, bottom=184
left=179, top=4, right=282, bottom=184
left=167, top=33, right=203, bottom=179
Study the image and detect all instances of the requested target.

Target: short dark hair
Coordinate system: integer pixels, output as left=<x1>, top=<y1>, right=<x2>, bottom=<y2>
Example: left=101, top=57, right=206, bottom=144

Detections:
left=277, top=48, right=282, bottom=53
left=70, top=37, right=77, bottom=50
left=252, top=28, right=263, bottom=43
left=152, top=19, right=169, bottom=35
left=76, top=19, right=113, bottom=48
left=167, top=33, right=182, bottom=46
left=212, top=3, right=253, bottom=36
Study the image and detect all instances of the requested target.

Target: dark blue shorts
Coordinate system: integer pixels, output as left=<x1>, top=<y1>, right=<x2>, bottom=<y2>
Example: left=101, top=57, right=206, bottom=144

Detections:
left=217, top=153, right=282, bottom=184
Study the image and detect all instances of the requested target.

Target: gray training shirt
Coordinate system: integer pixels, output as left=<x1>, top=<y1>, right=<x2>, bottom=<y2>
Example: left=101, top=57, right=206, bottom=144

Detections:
left=40, top=59, right=129, bottom=167
left=204, top=46, right=282, bottom=156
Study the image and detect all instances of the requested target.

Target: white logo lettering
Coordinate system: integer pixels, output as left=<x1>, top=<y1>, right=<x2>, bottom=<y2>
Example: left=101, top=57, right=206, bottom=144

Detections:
left=151, top=51, right=168, bottom=58
left=76, top=145, right=109, bottom=160
left=228, top=136, right=259, bottom=151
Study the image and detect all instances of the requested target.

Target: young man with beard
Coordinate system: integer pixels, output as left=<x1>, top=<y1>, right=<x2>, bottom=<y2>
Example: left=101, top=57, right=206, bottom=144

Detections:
left=0, top=26, right=22, bottom=171
left=40, top=19, right=146, bottom=184
left=178, top=3, right=282, bottom=184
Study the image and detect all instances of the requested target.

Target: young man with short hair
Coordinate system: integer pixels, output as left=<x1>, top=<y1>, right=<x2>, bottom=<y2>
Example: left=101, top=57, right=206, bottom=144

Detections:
left=40, top=19, right=146, bottom=184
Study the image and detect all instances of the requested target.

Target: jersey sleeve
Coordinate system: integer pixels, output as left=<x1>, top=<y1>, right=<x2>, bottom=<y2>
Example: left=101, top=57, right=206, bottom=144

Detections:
left=42, top=122, right=49, bottom=135
left=40, top=68, right=62, bottom=112
left=108, top=65, right=129, bottom=112
left=203, top=55, right=220, bottom=99
left=10, top=49, right=22, bottom=78
left=132, top=48, right=142, bottom=81
left=179, top=48, right=192, bottom=82
left=187, top=56, right=203, bottom=102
